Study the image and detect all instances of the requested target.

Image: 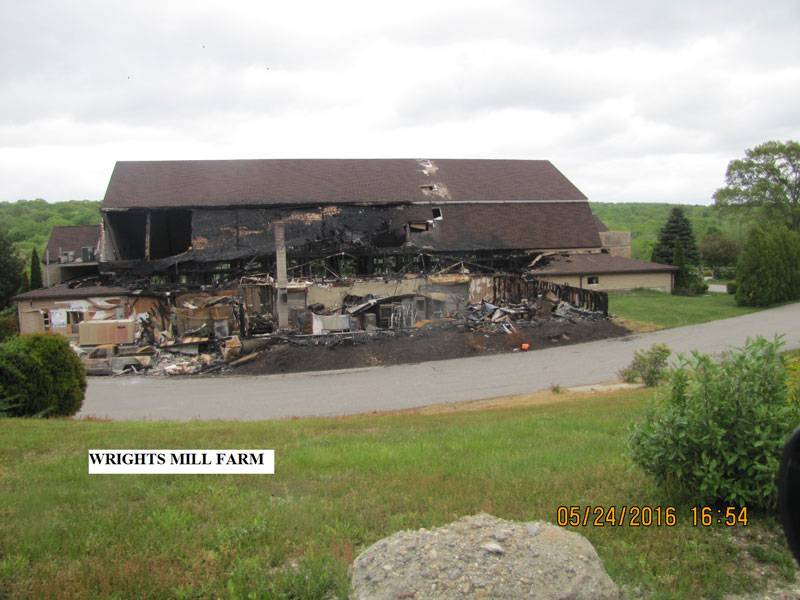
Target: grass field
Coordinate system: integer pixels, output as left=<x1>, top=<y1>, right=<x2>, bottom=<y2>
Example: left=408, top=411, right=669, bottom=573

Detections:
left=0, top=388, right=795, bottom=599
left=609, top=289, right=761, bottom=330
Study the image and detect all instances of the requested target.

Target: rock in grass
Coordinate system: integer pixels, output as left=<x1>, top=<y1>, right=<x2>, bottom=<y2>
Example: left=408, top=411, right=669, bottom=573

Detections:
left=350, top=513, right=621, bottom=600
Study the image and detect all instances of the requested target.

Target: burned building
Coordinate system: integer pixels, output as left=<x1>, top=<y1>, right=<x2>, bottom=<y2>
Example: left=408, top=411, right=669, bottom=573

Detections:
left=99, top=158, right=603, bottom=281
left=43, top=224, right=102, bottom=285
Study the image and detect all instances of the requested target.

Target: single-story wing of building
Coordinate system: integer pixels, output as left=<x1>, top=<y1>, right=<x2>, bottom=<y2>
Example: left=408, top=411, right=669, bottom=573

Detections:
left=42, top=224, right=102, bottom=285
left=531, top=252, right=678, bottom=293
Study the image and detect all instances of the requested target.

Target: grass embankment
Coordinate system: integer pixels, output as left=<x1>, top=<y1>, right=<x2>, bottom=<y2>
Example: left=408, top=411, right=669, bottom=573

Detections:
left=609, top=289, right=761, bottom=330
left=1, top=388, right=795, bottom=599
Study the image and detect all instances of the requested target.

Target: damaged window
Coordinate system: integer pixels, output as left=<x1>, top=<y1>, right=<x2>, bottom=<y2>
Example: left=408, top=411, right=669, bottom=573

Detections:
left=409, top=221, right=430, bottom=232
left=432, top=207, right=443, bottom=220
left=150, top=210, right=192, bottom=259
left=106, top=211, right=147, bottom=259
left=587, top=276, right=599, bottom=285
left=106, top=209, right=191, bottom=260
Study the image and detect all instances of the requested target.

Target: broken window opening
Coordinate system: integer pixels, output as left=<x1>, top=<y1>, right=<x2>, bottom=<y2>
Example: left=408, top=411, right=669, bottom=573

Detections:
left=431, top=207, right=443, bottom=220
left=149, top=209, right=192, bottom=259
left=81, top=246, right=96, bottom=262
left=408, top=221, right=430, bottom=232
left=587, top=276, right=599, bottom=285
left=106, top=211, right=147, bottom=260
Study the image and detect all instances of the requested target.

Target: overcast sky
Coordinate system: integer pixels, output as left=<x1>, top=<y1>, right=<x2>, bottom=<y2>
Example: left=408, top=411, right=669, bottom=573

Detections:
left=1, top=1, right=798, bottom=204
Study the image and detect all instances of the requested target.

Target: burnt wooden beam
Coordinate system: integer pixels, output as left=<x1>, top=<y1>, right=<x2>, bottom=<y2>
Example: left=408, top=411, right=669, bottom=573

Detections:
left=144, top=211, right=152, bottom=261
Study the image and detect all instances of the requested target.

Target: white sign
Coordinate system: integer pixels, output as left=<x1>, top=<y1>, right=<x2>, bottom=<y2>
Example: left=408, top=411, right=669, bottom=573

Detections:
left=50, top=308, right=67, bottom=328
left=88, top=449, right=275, bottom=475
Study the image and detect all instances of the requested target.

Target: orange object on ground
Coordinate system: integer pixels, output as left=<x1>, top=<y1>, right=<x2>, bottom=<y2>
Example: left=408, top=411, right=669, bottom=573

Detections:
left=520, top=343, right=530, bottom=351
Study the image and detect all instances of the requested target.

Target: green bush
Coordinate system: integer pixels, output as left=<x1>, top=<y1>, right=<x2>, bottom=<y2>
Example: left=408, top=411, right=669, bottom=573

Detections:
left=619, top=344, right=672, bottom=387
left=629, top=337, right=800, bottom=509
left=0, top=307, right=17, bottom=343
left=672, top=242, right=708, bottom=296
left=0, top=334, right=86, bottom=417
left=736, top=226, right=800, bottom=306
left=714, top=266, right=737, bottom=281
left=727, top=281, right=738, bottom=295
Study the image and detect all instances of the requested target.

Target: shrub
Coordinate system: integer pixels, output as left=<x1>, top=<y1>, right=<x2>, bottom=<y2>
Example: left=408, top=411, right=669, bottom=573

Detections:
left=629, top=337, right=800, bottom=509
left=0, top=339, right=53, bottom=416
left=736, top=225, right=800, bottom=306
left=619, top=344, right=672, bottom=387
left=672, top=242, right=707, bottom=296
left=714, top=266, right=737, bottom=281
left=0, top=307, right=17, bottom=343
left=0, top=334, right=86, bottom=417
left=727, top=281, right=738, bottom=295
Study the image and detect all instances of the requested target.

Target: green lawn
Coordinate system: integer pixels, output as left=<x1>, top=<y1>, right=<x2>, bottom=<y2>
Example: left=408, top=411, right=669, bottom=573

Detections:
left=0, top=389, right=794, bottom=599
left=609, top=289, right=762, bottom=329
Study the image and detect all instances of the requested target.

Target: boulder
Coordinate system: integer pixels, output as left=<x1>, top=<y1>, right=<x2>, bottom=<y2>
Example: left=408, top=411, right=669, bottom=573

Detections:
left=351, top=513, right=621, bottom=599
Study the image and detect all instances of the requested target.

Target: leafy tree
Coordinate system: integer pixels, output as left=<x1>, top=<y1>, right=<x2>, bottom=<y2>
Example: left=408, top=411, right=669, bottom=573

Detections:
left=736, top=226, right=800, bottom=307
left=714, top=140, right=800, bottom=230
left=29, top=248, right=43, bottom=290
left=0, top=227, right=23, bottom=309
left=0, top=199, right=101, bottom=260
left=651, top=207, right=700, bottom=265
left=700, top=233, right=740, bottom=267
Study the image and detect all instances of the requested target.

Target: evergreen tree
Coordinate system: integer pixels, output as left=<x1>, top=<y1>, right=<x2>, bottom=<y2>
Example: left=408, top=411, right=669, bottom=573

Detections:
left=0, top=228, right=23, bottom=309
left=29, top=249, right=43, bottom=290
left=651, top=207, right=700, bottom=265
left=736, top=226, right=800, bottom=306
left=672, top=241, right=689, bottom=291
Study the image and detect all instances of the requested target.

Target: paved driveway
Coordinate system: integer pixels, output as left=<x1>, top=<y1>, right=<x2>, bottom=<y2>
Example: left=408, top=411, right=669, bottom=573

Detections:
left=79, top=302, right=800, bottom=421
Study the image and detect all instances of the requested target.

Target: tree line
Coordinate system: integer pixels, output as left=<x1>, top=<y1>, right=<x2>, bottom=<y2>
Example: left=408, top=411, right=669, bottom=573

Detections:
left=646, top=140, right=800, bottom=305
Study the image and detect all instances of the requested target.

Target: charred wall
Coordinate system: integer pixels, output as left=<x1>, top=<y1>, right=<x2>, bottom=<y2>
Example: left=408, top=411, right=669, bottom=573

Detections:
left=189, top=205, right=411, bottom=262
left=102, top=201, right=601, bottom=279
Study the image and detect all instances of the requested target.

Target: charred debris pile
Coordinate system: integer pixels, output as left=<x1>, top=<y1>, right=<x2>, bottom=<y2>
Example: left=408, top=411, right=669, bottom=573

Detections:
left=72, top=271, right=609, bottom=377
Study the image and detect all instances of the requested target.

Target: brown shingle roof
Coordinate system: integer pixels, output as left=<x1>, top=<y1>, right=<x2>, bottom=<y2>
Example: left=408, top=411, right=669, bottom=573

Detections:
left=593, top=215, right=609, bottom=232
left=405, top=202, right=601, bottom=251
left=44, top=225, right=101, bottom=261
left=102, top=159, right=588, bottom=209
left=532, top=253, right=678, bottom=275
left=13, top=282, right=133, bottom=301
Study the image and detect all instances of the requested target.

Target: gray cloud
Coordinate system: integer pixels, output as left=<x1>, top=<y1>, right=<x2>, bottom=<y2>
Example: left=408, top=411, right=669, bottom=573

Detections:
left=0, top=0, right=798, bottom=202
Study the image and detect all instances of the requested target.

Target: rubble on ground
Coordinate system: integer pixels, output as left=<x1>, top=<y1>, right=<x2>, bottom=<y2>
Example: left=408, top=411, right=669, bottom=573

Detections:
left=74, top=275, right=609, bottom=377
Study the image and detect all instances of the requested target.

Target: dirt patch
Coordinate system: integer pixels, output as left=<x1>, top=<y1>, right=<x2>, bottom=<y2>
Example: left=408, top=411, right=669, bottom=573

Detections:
left=361, top=383, right=648, bottom=418
left=231, top=318, right=629, bottom=376
left=611, top=316, right=662, bottom=333
left=724, top=521, right=799, bottom=600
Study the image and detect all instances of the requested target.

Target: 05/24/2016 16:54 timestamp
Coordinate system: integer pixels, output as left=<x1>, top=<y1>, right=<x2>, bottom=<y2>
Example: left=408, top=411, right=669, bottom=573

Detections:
left=556, top=505, right=749, bottom=528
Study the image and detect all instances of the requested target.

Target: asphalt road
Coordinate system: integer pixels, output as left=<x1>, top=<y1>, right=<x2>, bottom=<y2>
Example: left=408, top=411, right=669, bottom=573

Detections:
left=79, top=302, right=800, bottom=421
